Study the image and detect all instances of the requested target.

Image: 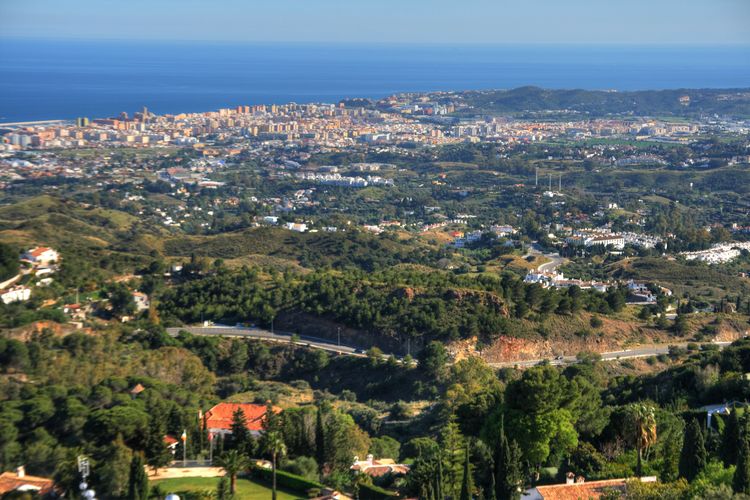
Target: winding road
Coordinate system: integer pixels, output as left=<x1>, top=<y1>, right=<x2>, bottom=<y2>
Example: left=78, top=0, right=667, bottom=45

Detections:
left=167, top=325, right=735, bottom=368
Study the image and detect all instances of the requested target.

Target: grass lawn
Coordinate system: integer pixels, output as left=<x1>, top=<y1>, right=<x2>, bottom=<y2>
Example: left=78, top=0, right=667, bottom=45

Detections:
left=152, top=476, right=305, bottom=499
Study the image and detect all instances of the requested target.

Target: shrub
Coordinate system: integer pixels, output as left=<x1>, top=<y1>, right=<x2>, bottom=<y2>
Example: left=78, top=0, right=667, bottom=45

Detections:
left=359, top=482, right=399, bottom=499
left=250, top=465, right=324, bottom=493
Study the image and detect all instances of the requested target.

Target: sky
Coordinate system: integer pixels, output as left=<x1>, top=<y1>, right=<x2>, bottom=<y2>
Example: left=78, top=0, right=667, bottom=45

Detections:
left=1, top=0, right=749, bottom=45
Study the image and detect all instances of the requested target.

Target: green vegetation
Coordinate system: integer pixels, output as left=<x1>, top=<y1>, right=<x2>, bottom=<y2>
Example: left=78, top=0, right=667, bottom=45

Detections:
left=152, top=476, right=302, bottom=500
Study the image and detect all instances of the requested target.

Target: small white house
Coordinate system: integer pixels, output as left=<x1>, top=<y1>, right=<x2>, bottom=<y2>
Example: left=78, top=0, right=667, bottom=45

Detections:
left=22, top=247, right=59, bottom=265
left=284, top=222, right=308, bottom=233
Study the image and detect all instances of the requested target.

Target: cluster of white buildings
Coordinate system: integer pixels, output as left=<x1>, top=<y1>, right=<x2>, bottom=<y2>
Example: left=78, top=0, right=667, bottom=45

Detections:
left=296, top=172, right=394, bottom=188
left=681, top=241, right=750, bottom=264
left=1, top=247, right=60, bottom=305
left=523, top=271, right=609, bottom=293
left=565, top=229, right=663, bottom=251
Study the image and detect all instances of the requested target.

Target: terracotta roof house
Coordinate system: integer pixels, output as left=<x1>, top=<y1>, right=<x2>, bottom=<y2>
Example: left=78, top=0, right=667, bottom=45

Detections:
left=0, top=467, right=55, bottom=496
left=21, top=247, right=59, bottom=265
left=522, top=476, right=657, bottom=500
left=351, top=455, right=411, bottom=478
left=130, top=383, right=146, bottom=396
left=204, top=402, right=281, bottom=437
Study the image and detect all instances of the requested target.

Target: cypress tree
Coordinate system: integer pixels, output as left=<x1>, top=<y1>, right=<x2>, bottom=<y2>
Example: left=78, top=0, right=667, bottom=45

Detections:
left=487, top=467, right=497, bottom=500
left=127, top=453, right=149, bottom=500
left=436, top=454, right=444, bottom=500
left=734, top=417, right=750, bottom=494
left=315, top=405, right=326, bottom=471
left=722, top=408, right=741, bottom=467
left=679, top=418, right=707, bottom=481
left=495, top=417, right=522, bottom=500
left=460, top=445, right=473, bottom=500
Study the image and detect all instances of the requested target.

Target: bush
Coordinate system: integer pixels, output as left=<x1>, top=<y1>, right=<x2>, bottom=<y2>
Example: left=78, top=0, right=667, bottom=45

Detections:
left=282, top=456, right=319, bottom=482
left=250, top=465, right=324, bottom=493
left=359, top=482, right=399, bottom=499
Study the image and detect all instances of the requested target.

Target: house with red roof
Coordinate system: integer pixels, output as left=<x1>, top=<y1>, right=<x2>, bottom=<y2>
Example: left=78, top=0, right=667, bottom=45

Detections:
left=521, top=475, right=657, bottom=500
left=204, top=402, right=280, bottom=438
left=0, top=467, right=55, bottom=496
left=351, top=455, right=410, bottom=478
left=21, top=247, right=59, bottom=265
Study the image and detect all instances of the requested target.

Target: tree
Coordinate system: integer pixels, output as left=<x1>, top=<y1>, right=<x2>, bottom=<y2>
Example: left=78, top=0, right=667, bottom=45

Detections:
left=107, top=282, right=136, bottom=317
left=419, top=341, right=448, bottom=380
left=440, top=421, right=465, bottom=498
left=127, top=453, right=149, bottom=500
left=370, top=436, right=400, bottom=460
left=264, top=431, right=287, bottom=500
left=722, top=407, right=741, bottom=467
left=679, top=418, right=707, bottom=481
left=735, top=416, right=750, bottom=495
left=459, top=444, right=474, bottom=500
left=217, top=449, right=250, bottom=495
left=624, top=403, right=657, bottom=477
left=96, top=435, right=132, bottom=497
left=315, top=405, right=327, bottom=471
left=228, top=408, right=253, bottom=456
left=143, top=415, right=172, bottom=474
left=0, top=243, right=18, bottom=282
left=494, top=417, right=522, bottom=500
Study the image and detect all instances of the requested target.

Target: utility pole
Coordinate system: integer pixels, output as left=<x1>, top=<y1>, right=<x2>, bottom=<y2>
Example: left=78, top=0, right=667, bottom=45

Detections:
left=548, top=173, right=552, bottom=191
left=535, top=167, right=538, bottom=187
left=337, top=326, right=341, bottom=346
left=559, top=174, right=562, bottom=192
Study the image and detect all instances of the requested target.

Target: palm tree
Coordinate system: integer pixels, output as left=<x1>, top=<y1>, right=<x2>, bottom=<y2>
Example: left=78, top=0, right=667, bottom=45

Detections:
left=264, top=431, right=287, bottom=500
left=625, top=403, right=657, bottom=476
left=217, top=449, right=250, bottom=495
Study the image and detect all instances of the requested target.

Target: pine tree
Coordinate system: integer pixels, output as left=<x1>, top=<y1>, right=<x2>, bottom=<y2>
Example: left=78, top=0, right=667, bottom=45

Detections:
left=228, top=408, right=252, bottom=456
left=96, top=435, right=132, bottom=497
left=460, top=445, right=473, bottom=500
left=734, top=417, right=750, bottom=494
left=722, top=408, right=741, bottom=467
left=127, top=453, right=149, bottom=500
left=679, top=418, right=707, bottom=481
left=440, top=422, right=465, bottom=499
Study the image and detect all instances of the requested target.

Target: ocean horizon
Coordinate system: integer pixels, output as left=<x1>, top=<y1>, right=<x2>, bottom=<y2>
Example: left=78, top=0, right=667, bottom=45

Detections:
left=1, top=38, right=749, bottom=122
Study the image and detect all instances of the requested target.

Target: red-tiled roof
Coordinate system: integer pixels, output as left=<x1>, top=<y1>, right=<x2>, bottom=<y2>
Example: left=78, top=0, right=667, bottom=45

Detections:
left=204, top=403, right=280, bottom=433
left=534, top=479, right=628, bottom=500
left=0, top=472, right=55, bottom=495
left=28, top=247, right=53, bottom=258
left=130, top=383, right=146, bottom=395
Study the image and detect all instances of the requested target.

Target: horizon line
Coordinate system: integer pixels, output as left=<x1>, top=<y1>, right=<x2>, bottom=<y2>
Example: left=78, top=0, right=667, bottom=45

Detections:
left=2, top=36, right=750, bottom=48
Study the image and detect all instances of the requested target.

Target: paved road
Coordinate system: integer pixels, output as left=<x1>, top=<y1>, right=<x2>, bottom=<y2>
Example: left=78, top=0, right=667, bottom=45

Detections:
left=166, top=325, right=367, bottom=357
left=168, top=325, right=735, bottom=369
left=524, top=243, right=567, bottom=273
left=489, top=341, right=733, bottom=368
left=537, top=253, right=567, bottom=273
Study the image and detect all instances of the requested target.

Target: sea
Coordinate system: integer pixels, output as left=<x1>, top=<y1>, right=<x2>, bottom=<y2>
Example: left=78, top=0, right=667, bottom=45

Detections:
left=1, top=38, right=749, bottom=122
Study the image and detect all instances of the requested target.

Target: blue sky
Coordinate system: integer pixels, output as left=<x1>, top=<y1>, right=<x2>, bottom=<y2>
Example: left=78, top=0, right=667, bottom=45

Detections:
left=1, top=0, right=749, bottom=44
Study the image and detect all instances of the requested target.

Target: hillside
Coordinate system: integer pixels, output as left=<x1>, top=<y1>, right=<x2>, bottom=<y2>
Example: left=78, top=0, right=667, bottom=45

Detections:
left=458, top=86, right=750, bottom=117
